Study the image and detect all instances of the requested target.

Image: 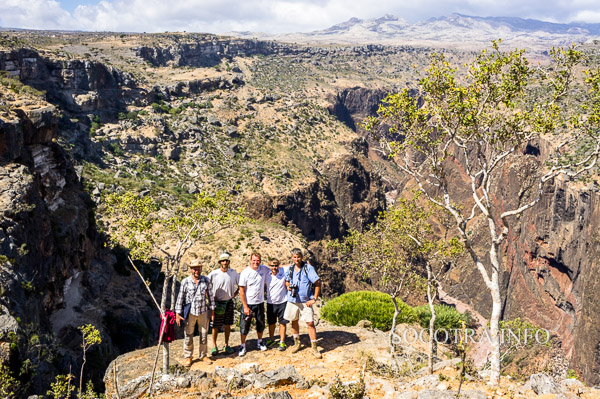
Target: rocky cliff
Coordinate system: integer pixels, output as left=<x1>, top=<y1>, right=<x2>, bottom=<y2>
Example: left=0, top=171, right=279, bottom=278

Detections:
left=0, top=84, right=160, bottom=395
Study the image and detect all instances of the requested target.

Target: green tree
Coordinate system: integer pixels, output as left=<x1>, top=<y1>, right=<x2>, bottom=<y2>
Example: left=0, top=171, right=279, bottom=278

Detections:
left=332, top=193, right=461, bottom=366
left=78, top=324, right=101, bottom=399
left=366, top=41, right=600, bottom=384
left=0, top=365, right=18, bottom=399
left=105, top=190, right=246, bottom=380
left=46, top=374, right=75, bottom=399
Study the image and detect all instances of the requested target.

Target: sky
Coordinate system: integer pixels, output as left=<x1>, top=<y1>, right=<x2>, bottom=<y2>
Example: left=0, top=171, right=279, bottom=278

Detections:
left=1, top=0, right=600, bottom=34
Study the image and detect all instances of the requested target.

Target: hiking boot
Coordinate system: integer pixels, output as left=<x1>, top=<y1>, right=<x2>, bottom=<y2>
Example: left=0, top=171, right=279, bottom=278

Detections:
left=224, top=345, right=235, bottom=354
left=290, top=338, right=303, bottom=353
left=200, top=356, right=213, bottom=365
left=278, top=342, right=287, bottom=351
left=210, top=347, right=218, bottom=356
left=182, top=357, right=192, bottom=367
left=311, top=342, right=322, bottom=359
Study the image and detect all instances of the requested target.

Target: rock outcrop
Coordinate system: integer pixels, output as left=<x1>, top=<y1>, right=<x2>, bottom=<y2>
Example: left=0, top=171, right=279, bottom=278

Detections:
left=245, top=154, right=385, bottom=240
left=0, top=92, right=160, bottom=394
left=328, top=87, right=390, bottom=132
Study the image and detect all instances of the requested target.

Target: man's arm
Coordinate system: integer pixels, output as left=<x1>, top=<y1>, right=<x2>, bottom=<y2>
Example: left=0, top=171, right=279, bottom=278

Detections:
left=233, top=270, right=240, bottom=297
left=306, top=279, right=321, bottom=307
left=207, top=278, right=215, bottom=320
left=175, top=279, right=187, bottom=326
left=239, top=286, right=250, bottom=315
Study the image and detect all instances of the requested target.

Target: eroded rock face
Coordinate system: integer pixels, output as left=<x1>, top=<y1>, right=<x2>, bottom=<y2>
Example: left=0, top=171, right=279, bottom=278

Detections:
left=437, top=151, right=600, bottom=384
left=322, top=154, right=385, bottom=232
left=502, top=180, right=600, bottom=384
left=328, top=87, right=389, bottom=132
left=0, top=49, right=137, bottom=114
left=0, top=96, right=160, bottom=395
left=245, top=154, right=385, bottom=240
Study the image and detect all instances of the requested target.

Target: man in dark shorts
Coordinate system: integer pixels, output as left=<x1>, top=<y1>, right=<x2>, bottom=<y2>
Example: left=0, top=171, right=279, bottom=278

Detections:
left=238, top=252, right=270, bottom=356
left=265, top=258, right=289, bottom=351
left=207, top=252, right=239, bottom=356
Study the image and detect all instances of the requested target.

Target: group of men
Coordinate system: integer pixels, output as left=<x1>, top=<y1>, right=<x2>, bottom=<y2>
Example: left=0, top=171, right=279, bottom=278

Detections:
left=174, top=248, right=322, bottom=366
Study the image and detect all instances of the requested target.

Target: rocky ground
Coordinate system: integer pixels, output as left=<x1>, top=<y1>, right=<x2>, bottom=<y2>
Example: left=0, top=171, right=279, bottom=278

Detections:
left=104, top=314, right=599, bottom=399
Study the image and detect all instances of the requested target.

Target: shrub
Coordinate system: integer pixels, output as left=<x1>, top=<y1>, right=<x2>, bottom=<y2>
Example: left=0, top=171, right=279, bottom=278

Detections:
left=414, top=304, right=468, bottom=331
left=321, top=291, right=415, bottom=330
left=108, top=142, right=124, bottom=156
left=329, top=375, right=365, bottom=399
left=0, top=365, right=18, bottom=399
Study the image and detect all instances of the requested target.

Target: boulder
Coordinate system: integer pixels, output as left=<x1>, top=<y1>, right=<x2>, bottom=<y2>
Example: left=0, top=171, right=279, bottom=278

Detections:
left=530, top=373, right=561, bottom=395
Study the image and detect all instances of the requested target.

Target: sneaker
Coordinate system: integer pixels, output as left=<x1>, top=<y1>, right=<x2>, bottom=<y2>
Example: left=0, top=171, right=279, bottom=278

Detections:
left=238, top=346, right=247, bottom=357
left=258, top=341, right=268, bottom=351
left=210, top=347, right=218, bottom=356
left=200, top=356, right=213, bottom=364
left=224, top=345, right=235, bottom=354
left=182, top=357, right=192, bottom=367
left=278, top=342, right=287, bottom=351
left=267, top=339, right=278, bottom=348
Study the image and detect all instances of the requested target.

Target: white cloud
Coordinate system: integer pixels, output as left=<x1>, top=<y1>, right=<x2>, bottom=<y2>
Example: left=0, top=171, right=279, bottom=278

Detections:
left=0, top=0, right=72, bottom=30
left=1, top=0, right=600, bottom=33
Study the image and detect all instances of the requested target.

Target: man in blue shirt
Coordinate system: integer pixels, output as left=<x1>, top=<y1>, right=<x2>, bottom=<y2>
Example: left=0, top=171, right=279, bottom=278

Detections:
left=284, top=248, right=322, bottom=358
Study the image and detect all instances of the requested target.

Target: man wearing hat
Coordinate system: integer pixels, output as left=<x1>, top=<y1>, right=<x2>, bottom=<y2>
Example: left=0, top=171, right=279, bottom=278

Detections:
left=175, top=259, right=215, bottom=366
left=207, top=252, right=239, bottom=356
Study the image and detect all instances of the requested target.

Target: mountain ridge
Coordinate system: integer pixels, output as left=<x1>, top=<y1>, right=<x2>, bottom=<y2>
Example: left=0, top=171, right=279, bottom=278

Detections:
left=229, top=13, right=600, bottom=49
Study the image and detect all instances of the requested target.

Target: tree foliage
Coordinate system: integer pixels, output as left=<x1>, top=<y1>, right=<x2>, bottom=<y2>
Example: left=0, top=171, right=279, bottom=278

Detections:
left=331, top=192, right=462, bottom=357
left=78, top=324, right=101, bottom=399
left=366, top=40, right=600, bottom=383
left=104, top=190, right=246, bottom=375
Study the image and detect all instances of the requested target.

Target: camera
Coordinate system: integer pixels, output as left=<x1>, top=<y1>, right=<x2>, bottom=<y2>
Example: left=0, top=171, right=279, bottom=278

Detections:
left=289, top=284, right=298, bottom=297
left=243, top=309, right=254, bottom=322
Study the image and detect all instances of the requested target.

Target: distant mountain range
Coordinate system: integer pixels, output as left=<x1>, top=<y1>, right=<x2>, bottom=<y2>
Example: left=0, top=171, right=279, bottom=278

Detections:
left=231, top=13, right=600, bottom=50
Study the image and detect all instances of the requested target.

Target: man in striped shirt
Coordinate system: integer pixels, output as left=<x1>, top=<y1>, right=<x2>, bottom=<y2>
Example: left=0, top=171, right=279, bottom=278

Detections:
left=175, top=259, right=215, bottom=366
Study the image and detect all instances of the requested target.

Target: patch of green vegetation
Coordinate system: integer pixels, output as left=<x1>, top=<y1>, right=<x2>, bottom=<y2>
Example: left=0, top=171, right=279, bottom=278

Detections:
left=414, top=304, right=470, bottom=331
left=107, top=142, right=124, bottom=156
left=329, top=375, right=365, bottom=399
left=321, top=291, right=415, bottom=330
left=0, top=71, right=45, bottom=97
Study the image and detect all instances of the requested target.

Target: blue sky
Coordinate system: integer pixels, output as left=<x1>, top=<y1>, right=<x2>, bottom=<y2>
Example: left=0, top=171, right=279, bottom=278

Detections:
left=1, top=0, right=600, bottom=34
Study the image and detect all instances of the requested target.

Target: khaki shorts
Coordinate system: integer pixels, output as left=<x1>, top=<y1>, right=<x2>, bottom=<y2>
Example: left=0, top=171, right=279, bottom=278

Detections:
left=284, top=301, right=314, bottom=323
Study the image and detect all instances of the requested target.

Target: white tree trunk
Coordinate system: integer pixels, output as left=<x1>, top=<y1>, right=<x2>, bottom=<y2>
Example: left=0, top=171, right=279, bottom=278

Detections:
left=389, top=296, right=400, bottom=355
left=160, top=273, right=171, bottom=375
left=162, top=342, right=169, bottom=374
left=426, top=264, right=436, bottom=375
left=488, top=242, right=502, bottom=384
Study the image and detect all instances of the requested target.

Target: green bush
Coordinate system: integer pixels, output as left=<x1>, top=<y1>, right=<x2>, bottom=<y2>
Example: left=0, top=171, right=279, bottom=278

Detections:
left=414, top=304, right=467, bottom=331
left=321, top=291, right=415, bottom=330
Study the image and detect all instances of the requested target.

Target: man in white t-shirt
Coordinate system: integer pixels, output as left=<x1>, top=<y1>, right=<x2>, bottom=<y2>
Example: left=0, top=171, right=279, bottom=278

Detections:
left=265, top=258, right=289, bottom=351
left=238, top=252, right=270, bottom=356
left=207, top=252, right=239, bottom=356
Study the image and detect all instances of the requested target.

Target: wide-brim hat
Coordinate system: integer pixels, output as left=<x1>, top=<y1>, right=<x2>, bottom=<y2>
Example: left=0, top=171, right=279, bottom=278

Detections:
left=189, top=259, right=202, bottom=268
left=218, top=253, right=231, bottom=261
